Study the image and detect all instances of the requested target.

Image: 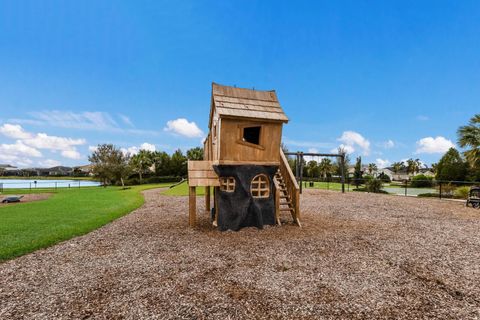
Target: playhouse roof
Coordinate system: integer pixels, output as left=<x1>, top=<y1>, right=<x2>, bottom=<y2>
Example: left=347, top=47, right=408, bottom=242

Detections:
left=209, top=83, right=289, bottom=128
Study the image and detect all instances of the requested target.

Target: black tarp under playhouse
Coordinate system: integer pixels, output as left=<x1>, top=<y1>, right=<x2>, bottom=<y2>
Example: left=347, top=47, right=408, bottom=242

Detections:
left=213, top=165, right=277, bottom=231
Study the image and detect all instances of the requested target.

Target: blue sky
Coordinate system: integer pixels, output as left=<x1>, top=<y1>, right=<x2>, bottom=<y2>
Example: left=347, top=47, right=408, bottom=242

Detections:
left=0, top=1, right=477, bottom=168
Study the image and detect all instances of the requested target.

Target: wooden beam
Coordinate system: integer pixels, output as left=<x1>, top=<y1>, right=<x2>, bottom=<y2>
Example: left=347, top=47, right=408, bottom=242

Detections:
left=189, top=186, right=196, bottom=227
left=205, top=186, right=210, bottom=213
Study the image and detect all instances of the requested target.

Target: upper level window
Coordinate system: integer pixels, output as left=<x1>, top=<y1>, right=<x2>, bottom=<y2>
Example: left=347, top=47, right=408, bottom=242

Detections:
left=251, top=174, right=269, bottom=198
left=243, top=126, right=261, bottom=145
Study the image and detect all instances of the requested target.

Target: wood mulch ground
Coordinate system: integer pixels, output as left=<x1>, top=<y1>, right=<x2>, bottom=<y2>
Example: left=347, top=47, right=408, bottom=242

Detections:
left=0, top=193, right=52, bottom=205
left=1, top=188, right=479, bottom=319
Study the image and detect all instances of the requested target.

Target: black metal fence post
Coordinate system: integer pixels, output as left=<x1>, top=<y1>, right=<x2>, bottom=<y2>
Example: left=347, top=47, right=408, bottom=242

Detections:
left=404, top=179, right=407, bottom=196
left=439, top=182, right=442, bottom=199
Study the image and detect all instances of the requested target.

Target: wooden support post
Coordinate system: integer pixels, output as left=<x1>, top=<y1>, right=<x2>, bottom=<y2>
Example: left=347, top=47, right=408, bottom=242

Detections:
left=189, top=186, right=196, bottom=227
left=275, top=183, right=281, bottom=226
left=213, top=187, right=219, bottom=227
left=205, top=186, right=210, bottom=213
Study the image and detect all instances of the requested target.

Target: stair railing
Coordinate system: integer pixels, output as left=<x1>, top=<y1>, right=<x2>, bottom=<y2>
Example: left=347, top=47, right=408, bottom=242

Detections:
left=279, top=149, right=301, bottom=223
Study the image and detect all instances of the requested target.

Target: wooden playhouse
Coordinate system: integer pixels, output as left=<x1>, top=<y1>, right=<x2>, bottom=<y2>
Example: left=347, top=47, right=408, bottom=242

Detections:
left=188, top=83, right=300, bottom=231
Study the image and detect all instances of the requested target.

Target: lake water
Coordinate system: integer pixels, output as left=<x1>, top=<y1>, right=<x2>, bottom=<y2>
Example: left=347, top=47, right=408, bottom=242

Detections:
left=0, top=179, right=101, bottom=189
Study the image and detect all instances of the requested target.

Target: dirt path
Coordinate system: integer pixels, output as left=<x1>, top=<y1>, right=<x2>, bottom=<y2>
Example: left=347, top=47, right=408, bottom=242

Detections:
left=1, top=188, right=479, bottom=319
left=0, top=193, right=53, bottom=205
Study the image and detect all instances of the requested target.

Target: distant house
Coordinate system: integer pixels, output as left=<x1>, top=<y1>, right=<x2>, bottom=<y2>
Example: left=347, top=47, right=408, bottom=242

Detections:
left=349, top=165, right=435, bottom=181
left=0, top=164, right=18, bottom=176
left=73, top=164, right=94, bottom=176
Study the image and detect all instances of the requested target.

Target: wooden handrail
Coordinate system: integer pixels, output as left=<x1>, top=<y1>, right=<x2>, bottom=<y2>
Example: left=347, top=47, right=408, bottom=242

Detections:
left=279, top=149, right=301, bottom=223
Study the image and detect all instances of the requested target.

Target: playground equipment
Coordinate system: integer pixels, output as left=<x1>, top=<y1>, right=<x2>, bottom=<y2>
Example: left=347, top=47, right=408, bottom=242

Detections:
left=187, top=83, right=299, bottom=230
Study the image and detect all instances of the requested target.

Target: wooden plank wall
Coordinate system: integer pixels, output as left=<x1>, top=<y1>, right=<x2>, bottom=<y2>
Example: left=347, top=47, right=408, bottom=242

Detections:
left=219, top=118, right=282, bottom=163
left=188, top=160, right=220, bottom=187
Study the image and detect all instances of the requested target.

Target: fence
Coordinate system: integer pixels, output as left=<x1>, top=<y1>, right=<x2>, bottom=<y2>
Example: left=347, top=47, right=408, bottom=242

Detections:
left=301, top=177, right=479, bottom=200
left=0, top=179, right=101, bottom=190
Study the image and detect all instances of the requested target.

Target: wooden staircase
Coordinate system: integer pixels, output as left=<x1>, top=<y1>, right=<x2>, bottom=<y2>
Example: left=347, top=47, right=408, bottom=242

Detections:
left=274, top=150, right=301, bottom=226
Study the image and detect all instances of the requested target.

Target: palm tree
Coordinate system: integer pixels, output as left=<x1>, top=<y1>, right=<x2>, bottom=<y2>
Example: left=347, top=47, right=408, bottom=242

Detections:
left=406, top=158, right=420, bottom=175
left=368, top=163, right=378, bottom=176
left=318, top=158, right=333, bottom=179
left=457, top=114, right=480, bottom=169
left=130, top=150, right=153, bottom=182
left=392, top=162, right=404, bottom=174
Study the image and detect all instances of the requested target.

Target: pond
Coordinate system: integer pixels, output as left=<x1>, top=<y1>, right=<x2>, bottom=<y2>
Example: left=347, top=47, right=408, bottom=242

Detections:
left=0, top=179, right=101, bottom=189
left=385, top=186, right=437, bottom=196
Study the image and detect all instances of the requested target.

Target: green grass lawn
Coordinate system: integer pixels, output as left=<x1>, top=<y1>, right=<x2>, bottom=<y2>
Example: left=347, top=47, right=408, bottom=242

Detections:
left=302, top=181, right=346, bottom=191
left=0, top=183, right=170, bottom=261
left=162, top=181, right=207, bottom=196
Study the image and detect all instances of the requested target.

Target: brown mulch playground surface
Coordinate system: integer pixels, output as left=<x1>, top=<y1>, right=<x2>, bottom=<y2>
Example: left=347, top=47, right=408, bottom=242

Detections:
left=1, top=188, right=479, bottom=319
left=0, top=193, right=52, bottom=205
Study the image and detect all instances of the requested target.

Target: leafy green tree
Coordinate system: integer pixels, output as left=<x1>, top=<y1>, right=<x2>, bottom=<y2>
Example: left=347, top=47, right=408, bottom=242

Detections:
left=367, top=163, right=378, bottom=175
left=335, top=146, right=350, bottom=178
left=170, top=149, right=187, bottom=177
left=130, top=150, right=154, bottom=182
left=89, top=144, right=131, bottom=187
left=353, top=156, right=363, bottom=187
left=153, top=151, right=171, bottom=176
left=457, top=114, right=480, bottom=180
left=186, top=147, right=204, bottom=160
left=435, top=148, right=468, bottom=182
left=305, top=160, right=319, bottom=178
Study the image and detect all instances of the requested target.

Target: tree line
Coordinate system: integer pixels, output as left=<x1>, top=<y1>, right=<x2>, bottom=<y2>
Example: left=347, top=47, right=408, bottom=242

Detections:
left=88, top=145, right=203, bottom=187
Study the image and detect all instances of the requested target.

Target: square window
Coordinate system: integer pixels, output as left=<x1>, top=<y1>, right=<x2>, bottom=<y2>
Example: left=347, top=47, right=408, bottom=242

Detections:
left=242, top=126, right=261, bottom=145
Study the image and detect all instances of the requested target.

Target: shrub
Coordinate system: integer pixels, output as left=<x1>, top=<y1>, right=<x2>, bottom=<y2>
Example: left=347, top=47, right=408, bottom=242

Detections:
left=377, top=172, right=391, bottom=183
left=410, top=174, right=433, bottom=188
left=366, top=178, right=383, bottom=193
left=454, top=186, right=470, bottom=199
left=417, top=193, right=440, bottom=198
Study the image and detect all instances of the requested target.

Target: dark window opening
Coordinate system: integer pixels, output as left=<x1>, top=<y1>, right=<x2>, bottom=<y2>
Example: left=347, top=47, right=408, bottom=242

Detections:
left=243, top=126, right=261, bottom=145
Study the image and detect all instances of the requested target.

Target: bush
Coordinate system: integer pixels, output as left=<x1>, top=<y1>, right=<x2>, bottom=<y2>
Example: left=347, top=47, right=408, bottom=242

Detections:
left=417, top=193, right=440, bottom=198
left=454, top=186, right=470, bottom=199
left=124, top=176, right=183, bottom=186
left=377, top=172, right=391, bottom=183
left=366, top=178, right=383, bottom=193
left=410, top=174, right=433, bottom=188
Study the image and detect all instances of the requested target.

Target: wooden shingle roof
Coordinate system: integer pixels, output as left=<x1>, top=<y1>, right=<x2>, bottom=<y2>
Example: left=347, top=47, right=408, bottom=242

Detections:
left=209, top=83, right=288, bottom=128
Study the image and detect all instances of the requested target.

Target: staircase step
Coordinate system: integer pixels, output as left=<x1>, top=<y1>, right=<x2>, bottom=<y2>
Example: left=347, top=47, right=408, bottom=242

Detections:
left=280, top=208, right=294, bottom=212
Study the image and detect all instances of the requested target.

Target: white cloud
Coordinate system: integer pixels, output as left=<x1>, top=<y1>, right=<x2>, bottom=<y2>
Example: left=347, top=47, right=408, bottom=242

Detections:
left=282, top=137, right=334, bottom=150
left=415, top=136, right=455, bottom=154
left=61, top=150, right=82, bottom=159
left=164, top=118, right=204, bottom=138
left=88, top=145, right=98, bottom=152
left=0, top=123, right=33, bottom=139
left=383, top=140, right=394, bottom=148
left=10, top=110, right=157, bottom=135
left=119, top=114, right=134, bottom=127
left=0, top=141, right=42, bottom=166
left=139, top=142, right=156, bottom=152
left=121, top=142, right=156, bottom=156
left=0, top=141, right=42, bottom=158
left=337, top=131, right=370, bottom=156
left=0, top=123, right=86, bottom=162
left=26, top=110, right=118, bottom=131
left=376, top=158, right=391, bottom=168
left=330, top=144, right=355, bottom=154
left=39, top=159, right=62, bottom=167
left=23, top=133, right=85, bottom=151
